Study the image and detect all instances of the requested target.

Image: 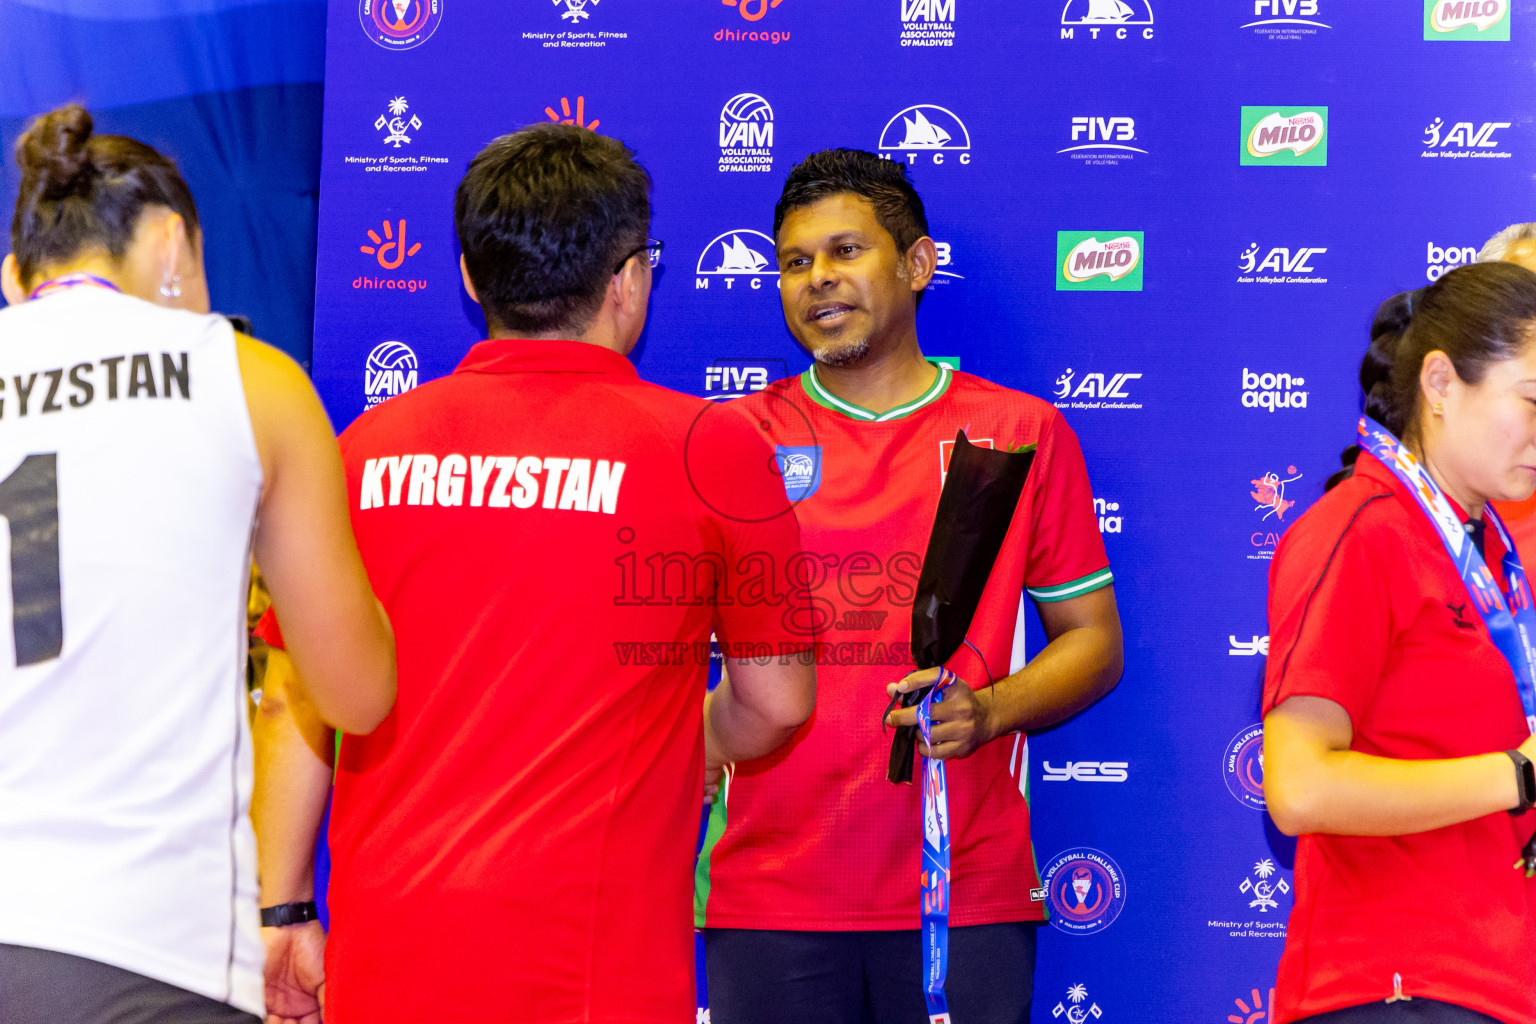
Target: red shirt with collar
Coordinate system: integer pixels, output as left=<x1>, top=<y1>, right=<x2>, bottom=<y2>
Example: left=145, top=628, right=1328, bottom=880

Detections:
left=1263, top=450, right=1536, bottom=1024
left=263, top=340, right=809, bottom=1024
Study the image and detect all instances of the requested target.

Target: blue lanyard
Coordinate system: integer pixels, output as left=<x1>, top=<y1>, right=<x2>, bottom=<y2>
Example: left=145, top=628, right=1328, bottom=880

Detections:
left=1357, top=416, right=1536, bottom=734
left=27, top=272, right=122, bottom=300
left=917, top=668, right=955, bottom=1024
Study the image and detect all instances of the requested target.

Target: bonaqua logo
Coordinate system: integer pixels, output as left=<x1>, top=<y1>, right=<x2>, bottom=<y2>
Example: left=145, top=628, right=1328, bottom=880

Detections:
left=877, top=105, right=972, bottom=165
left=901, top=0, right=954, bottom=47
left=1242, top=368, right=1308, bottom=411
left=1041, top=847, right=1127, bottom=935
left=1427, top=241, right=1478, bottom=281
left=1421, top=117, right=1511, bottom=158
left=719, top=93, right=773, bottom=173
left=1237, top=243, right=1327, bottom=284
left=1223, top=724, right=1266, bottom=809
left=1425, top=0, right=1509, bottom=39
left=1094, top=497, right=1123, bottom=534
left=1242, top=107, right=1327, bottom=165
left=359, top=0, right=441, bottom=49
left=364, top=341, right=419, bottom=406
left=1060, top=0, right=1154, bottom=39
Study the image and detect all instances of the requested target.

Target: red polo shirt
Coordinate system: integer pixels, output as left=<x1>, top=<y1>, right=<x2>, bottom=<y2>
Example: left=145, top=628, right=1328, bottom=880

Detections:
left=1263, top=450, right=1536, bottom=1024
left=263, top=339, right=809, bottom=1024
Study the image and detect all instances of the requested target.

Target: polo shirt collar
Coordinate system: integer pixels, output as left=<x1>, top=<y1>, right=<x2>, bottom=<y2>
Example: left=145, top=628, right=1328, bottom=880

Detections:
left=1355, top=448, right=1477, bottom=523
left=454, top=338, right=638, bottom=377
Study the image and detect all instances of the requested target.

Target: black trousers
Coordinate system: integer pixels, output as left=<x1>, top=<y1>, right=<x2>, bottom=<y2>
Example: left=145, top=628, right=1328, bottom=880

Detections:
left=0, top=943, right=260, bottom=1024
left=1297, top=999, right=1504, bottom=1024
left=704, top=922, right=1037, bottom=1024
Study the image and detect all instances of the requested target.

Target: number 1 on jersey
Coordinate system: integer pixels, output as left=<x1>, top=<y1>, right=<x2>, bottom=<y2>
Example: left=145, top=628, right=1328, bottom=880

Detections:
left=0, top=454, right=62, bottom=665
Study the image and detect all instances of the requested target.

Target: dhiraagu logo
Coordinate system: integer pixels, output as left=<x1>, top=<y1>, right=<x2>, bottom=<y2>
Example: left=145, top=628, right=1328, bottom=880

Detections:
left=1425, top=0, right=1509, bottom=39
left=1241, top=107, right=1328, bottom=166
left=1057, top=231, right=1144, bottom=291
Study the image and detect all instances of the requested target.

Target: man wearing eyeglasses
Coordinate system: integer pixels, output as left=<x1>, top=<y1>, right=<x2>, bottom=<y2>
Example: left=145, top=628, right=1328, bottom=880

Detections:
left=249, top=123, right=816, bottom=1024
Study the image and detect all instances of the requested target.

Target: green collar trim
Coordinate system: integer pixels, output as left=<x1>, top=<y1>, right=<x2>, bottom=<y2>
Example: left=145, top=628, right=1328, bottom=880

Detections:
left=800, top=361, right=953, bottom=422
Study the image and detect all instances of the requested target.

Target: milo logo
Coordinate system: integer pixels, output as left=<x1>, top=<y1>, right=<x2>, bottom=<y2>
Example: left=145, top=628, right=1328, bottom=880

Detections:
left=1243, top=109, right=1327, bottom=165
left=1057, top=231, right=1144, bottom=291
left=1426, top=0, right=1509, bottom=37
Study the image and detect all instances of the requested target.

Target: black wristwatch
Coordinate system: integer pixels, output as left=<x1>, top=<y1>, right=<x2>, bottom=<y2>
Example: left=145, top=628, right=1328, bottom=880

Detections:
left=1506, top=750, right=1536, bottom=815
left=260, top=901, right=319, bottom=927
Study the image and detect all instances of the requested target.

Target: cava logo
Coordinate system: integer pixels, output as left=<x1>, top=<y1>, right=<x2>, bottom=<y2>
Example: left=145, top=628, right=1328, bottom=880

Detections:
left=1057, top=231, right=1143, bottom=290
left=703, top=358, right=786, bottom=400
left=359, top=0, right=442, bottom=49
left=1421, top=118, right=1511, bottom=158
left=695, top=230, right=778, bottom=291
left=1252, top=466, right=1300, bottom=522
left=1425, top=0, right=1509, bottom=38
left=877, top=105, right=973, bottom=165
left=1094, top=497, right=1123, bottom=534
left=1060, top=117, right=1145, bottom=164
left=901, top=0, right=955, bottom=47
left=1242, top=368, right=1308, bottom=411
left=364, top=341, right=419, bottom=406
left=1060, top=0, right=1155, bottom=39
left=1237, top=243, right=1327, bottom=284
left=1427, top=241, right=1478, bottom=281
left=1242, top=107, right=1327, bottom=165
left=1042, top=848, right=1127, bottom=935
left=1053, top=368, right=1144, bottom=411
left=1223, top=724, right=1266, bottom=809
left=719, top=93, right=774, bottom=173
left=1243, top=0, right=1330, bottom=34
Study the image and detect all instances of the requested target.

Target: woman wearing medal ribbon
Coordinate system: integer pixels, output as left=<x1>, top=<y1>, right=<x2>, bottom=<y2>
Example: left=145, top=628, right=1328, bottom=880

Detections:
left=1264, top=261, right=1536, bottom=1024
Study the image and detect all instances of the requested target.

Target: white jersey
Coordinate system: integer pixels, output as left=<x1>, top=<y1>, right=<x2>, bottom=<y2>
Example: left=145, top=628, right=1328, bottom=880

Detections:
left=0, top=286, right=263, bottom=1015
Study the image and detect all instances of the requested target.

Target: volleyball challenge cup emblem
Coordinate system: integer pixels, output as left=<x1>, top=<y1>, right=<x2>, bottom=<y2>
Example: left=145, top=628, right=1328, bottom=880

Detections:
left=359, top=0, right=442, bottom=49
left=1041, top=848, right=1126, bottom=934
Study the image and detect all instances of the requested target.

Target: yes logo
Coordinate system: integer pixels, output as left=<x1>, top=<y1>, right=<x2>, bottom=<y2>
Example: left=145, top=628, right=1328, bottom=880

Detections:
left=1057, top=232, right=1144, bottom=290
left=1425, top=0, right=1509, bottom=39
left=1242, top=107, right=1327, bottom=165
left=360, top=219, right=421, bottom=270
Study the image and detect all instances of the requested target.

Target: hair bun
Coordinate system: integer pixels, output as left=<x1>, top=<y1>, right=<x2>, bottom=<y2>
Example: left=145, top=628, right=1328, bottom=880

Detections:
left=16, top=104, right=96, bottom=201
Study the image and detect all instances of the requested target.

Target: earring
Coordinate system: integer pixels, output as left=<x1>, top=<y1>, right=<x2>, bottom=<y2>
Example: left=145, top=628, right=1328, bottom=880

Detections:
left=159, top=274, right=181, bottom=299
left=1433, top=402, right=1444, bottom=415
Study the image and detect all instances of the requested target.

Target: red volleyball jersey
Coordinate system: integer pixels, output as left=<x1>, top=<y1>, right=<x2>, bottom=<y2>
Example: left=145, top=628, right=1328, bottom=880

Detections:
left=1264, top=451, right=1536, bottom=1024
left=262, top=340, right=809, bottom=1023
left=695, top=364, right=1112, bottom=930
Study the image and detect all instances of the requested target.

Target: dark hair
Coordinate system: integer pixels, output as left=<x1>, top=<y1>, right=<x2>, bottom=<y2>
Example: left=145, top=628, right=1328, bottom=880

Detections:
left=1329, top=262, right=1536, bottom=488
left=455, top=123, right=651, bottom=336
left=10, top=105, right=199, bottom=283
left=773, top=149, right=929, bottom=255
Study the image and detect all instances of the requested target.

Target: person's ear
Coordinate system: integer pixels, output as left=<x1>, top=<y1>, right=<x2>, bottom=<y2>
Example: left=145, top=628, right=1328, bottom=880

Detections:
left=904, top=237, right=938, bottom=293
left=1, top=253, right=26, bottom=306
left=1421, top=350, right=1456, bottom=414
left=459, top=255, right=481, bottom=305
left=615, top=256, right=649, bottom=318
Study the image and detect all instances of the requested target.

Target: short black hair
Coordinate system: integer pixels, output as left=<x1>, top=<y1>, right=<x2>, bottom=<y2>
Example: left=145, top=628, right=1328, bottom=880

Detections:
left=772, top=149, right=928, bottom=252
left=455, top=123, right=651, bottom=336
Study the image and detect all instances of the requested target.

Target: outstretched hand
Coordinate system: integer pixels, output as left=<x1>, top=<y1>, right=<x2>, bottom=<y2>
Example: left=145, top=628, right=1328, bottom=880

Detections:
left=884, top=668, right=996, bottom=761
left=264, top=920, right=327, bottom=1024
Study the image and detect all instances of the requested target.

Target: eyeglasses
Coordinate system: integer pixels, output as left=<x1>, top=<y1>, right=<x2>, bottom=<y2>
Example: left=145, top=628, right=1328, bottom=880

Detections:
left=616, top=238, right=663, bottom=273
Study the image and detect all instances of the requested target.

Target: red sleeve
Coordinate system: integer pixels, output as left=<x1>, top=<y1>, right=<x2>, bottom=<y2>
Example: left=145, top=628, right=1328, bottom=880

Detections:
left=1022, top=412, right=1113, bottom=604
left=1262, top=503, right=1390, bottom=724
left=253, top=606, right=285, bottom=650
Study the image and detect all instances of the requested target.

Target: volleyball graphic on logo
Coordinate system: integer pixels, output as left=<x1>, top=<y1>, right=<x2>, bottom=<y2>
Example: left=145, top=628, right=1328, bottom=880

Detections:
left=1041, top=847, right=1126, bottom=934
left=364, top=341, right=419, bottom=406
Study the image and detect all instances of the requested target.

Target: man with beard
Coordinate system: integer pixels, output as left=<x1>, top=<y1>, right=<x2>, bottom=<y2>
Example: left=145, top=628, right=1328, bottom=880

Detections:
left=696, top=149, right=1124, bottom=1024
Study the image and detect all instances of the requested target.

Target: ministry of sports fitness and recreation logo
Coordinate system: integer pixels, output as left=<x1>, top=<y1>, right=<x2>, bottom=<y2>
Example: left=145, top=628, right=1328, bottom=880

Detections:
left=1241, top=107, right=1328, bottom=166
left=1057, top=232, right=1143, bottom=291
left=1041, top=848, right=1127, bottom=935
left=1060, top=0, right=1154, bottom=39
left=1059, top=117, right=1145, bottom=165
left=900, top=0, right=955, bottom=47
left=695, top=230, right=778, bottom=291
left=343, top=96, right=450, bottom=175
left=1242, top=368, right=1308, bottom=411
left=377, top=97, right=421, bottom=148
left=1422, top=117, right=1511, bottom=158
left=877, top=105, right=972, bottom=166
left=364, top=341, right=419, bottom=407
left=1052, top=985, right=1105, bottom=1022
left=1427, top=241, right=1479, bottom=281
left=1223, top=724, right=1266, bottom=809
left=554, top=0, right=597, bottom=21
left=359, top=0, right=442, bottom=49
left=1239, top=858, right=1291, bottom=913
left=1238, top=244, right=1327, bottom=284
left=1425, top=0, right=1509, bottom=39
left=355, top=219, right=426, bottom=293
left=719, top=94, right=774, bottom=173
left=1053, top=368, right=1144, bottom=411
left=1242, top=0, right=1331, bottom=37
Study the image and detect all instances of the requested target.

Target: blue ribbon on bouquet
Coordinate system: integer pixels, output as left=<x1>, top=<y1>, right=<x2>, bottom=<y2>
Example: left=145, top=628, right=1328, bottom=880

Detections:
left=917, top=667, right=956, bottom=1024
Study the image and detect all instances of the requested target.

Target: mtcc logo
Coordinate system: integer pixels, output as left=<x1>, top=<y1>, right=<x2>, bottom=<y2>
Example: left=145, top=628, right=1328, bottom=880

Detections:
left=359, top=0, right=442, bottom=49
left=1052, top=985, right=1104, bottom=1022
left=1427, top=241, right=1478, bottom=281
left=1042, top=760, right=1129, bottom=781
left=1041, top=847, right=1127, bottom=935
left=695, top=230, right=778, bottom=290
left=901, top=0, right=955, bottom=47
left=1059, top=0, right=1154, bottom=39
left=1242, top=107, right=1327, bottom=166
left=1094, top=496, right=1123, bottom=534
left=376, top=97, right=421, bottom=148
left=364, top=341, right=419, bottom=407
left=1223, top=724, right=1266, bottom=810
left=1252, top=466, right=1300, bottom=521
left=1242, top=368, right=1308, bottom=411
left=1421, top=118, right=1511, bottom=158
left=877, top=105, right=972, bottom=164
left=1237, top=244, right=1328, bottom=284
left=1240, top=858, right=1291, bottom=913
left=719, top=93, right=774, bottom=173
left=1229, top=634, right=1269, bottom=656
left=1057, top=232, right=1143, bottom=290
left=1425, top=0, right=1509, bottom=39
left=554, top=0, right=597, bottom=21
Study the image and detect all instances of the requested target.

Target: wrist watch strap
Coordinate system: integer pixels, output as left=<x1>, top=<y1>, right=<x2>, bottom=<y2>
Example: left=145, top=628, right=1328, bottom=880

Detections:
left=1506, top=750, right=1536, bottom=815
left=260, top=900, right=319, bottom=928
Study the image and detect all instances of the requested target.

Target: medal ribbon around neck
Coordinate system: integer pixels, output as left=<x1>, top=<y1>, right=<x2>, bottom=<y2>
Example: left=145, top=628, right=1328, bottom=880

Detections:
left=917, top=667, right=955, bottom=1024
left=27, top=273, right=122, bottom=301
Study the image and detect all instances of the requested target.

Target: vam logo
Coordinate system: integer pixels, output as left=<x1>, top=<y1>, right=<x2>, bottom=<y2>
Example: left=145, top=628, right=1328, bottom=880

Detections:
left=1427, top=241, right=1478, bottom=281
left=1060, top=0, right=1154, bottom=39
left=695, top=230, right=778, bottom=291
left=1053, top=985, right=1105, bottom=1022
left=1242, top=107, right=1327, bottom=165
left=1425, top=0, right=1509, bottom=39
left=1042, top=760, right=1129, bottom=781
left=1222, top=724, right=1266, bottom=809
left=1242, top=368, right=1308, bottom=411
left=1229, top=634, right=1269, bottom=656
left=703, top=358, right=786, bottom=400
left=359, top=0, right=442, bottom=49
left=774, top=445, right=821, bottom=501
left=1053, top=369, right=1145, bottom=411
left=1095, top=497, right=1123, bottom=534
left=1057, top=232, right=1143, bottom=290
left=1243, top=0, right=1330, bottom=35
left=1060, top=117, right=1145, bottom=164
left=1041, top=847, right=1127, bottom=935
left=364, top=341, right=419, bottom=407
left=719, top=93, right=774, bottom=173
left=1421, top=118, right=1511, bottom=158
left=877, top=105, right=972, bottom=165
left=901, top=0, right=955, bottom=47
left=1237, top=243, right=1328, bottom=284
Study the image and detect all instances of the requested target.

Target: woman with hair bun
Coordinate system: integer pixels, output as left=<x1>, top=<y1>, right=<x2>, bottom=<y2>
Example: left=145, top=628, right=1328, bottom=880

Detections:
left=1264, top=261, right=1536, bottom=1024
left=0, top=106, right=395, bottom=1023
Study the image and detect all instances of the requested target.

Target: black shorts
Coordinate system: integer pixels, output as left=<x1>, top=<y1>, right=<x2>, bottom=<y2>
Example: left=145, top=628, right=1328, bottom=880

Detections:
left=1296, top=999, right=1503, bottom=1024
left=0, top=943, right=260, bottom=1024
left=703, top=922, right=1037, bottom=1024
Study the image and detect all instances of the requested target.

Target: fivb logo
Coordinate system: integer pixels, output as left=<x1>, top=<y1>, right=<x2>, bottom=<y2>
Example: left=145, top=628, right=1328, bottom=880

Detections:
left=695, top=230, right=778, bottom=291
left=1237, top=243, right=1328, bottom=284
left=1425, top=0, right=1509, bottom=39
left=877, top=105, right=972, bottom=165
left=1244, top=0, right=1330, bottom=30
left=1422, top=118, right=1511, bottom=158
left=929, top=241, right=963, bottom=286
left=1059, top=118, right=1145, bottom=164
left=1057, top=231, right=1143, bottom=291
left=1242, top=368, right=1308, bottom=411
left=719, top=93, right=773, bottom=173
left=1060, top=0, right=1154, bottom=39
left=900, top=0, right=954, bottom=47
left=1427, top=241, right=1478, bottom=281
left=364, top=341, right=418, bottom=407
left=703, top=358, right=786, bottom=400
left=1242, top=107, right=1327, bottom=165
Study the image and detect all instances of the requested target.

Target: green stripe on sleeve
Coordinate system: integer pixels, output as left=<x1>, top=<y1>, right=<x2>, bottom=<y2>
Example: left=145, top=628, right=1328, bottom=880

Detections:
left=1026, top=567, right=1114, bottom=603
left=693, top=776, right=730, bottom=927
